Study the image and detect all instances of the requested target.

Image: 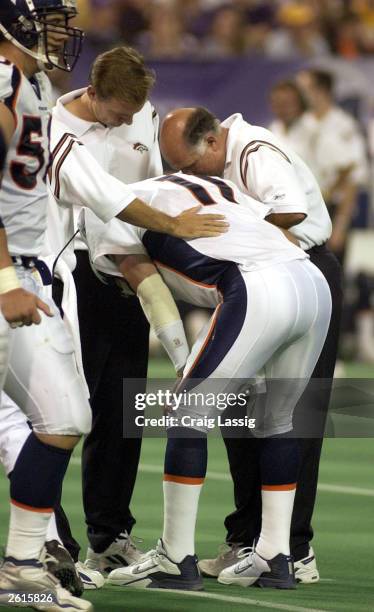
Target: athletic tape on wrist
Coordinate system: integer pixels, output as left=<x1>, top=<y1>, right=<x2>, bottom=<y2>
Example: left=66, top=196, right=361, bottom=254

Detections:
left=137, top=274, right=189, bottom=371
left=0, top=266, right=21, bottom=295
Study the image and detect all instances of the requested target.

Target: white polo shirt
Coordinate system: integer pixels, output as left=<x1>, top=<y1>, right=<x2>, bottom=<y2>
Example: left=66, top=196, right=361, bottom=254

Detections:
left=268, top=114, right=316, bottom=169
left=222, top=114, right=332, bottom=251
left=300, top=107, right=369, bottom=196
left=46, top=88, right=163, bottom=268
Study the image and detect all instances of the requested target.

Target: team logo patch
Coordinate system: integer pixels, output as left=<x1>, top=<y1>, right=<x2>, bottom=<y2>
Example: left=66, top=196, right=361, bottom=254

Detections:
left=133, top=142, right=149, bottom=154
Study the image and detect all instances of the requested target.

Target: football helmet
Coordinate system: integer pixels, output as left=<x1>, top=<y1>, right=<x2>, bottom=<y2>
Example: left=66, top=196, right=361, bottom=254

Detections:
left=0, top=0, right=84, bottom=71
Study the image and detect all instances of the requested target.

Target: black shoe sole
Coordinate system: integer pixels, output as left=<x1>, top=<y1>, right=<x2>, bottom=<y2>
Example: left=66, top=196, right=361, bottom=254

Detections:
left=256, top=575, right=296, bottom=590
left=149, top=578, right=204, bottom=591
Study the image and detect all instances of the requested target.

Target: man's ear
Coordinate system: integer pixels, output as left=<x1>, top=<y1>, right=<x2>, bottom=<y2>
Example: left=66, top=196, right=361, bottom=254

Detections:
left=86, top=85, right=96, bottom=101
left=207, top=134, right=219, bottom=151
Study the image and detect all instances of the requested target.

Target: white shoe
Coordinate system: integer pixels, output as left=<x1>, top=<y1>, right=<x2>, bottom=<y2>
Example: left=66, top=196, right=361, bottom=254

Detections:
left=75, top=561, right=105, bottom=589
left=107, top=539, right=203, bottom=590
left=84, top=532, right=143, bottom=575
left=198, top=543, right=247, bottom=577
left=294, top=547, right=320, bottom=584
left=0, top=557, right=93, bottom=610
left=218, top=549, right=296, bottom=589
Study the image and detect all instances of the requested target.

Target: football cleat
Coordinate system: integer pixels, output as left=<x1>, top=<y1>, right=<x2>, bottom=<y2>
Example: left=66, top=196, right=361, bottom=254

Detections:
left=218, top=549, right=296, bottom=589
left=0, top=556, right=93, bottom=611
left=198, top=543, right=248, bottom=578
left=84, top=531, right=143, bottom=575
left=43, top=540, right=83, bottom=597
left=294, top=547, right=320, bottom=584
left=75, top=561, right=105, bottom=590
left=107, top=539, right=204, bottom=590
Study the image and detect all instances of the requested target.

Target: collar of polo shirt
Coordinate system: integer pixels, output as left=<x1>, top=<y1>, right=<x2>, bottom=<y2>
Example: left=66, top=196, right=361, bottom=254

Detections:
left=53, top=88, right=99, bottom=138
left=221, top=113, right=244, bottom=169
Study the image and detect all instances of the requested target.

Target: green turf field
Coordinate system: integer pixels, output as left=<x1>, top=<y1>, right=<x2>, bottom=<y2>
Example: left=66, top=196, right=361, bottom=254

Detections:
left=0, top=360, right=373, bottom=612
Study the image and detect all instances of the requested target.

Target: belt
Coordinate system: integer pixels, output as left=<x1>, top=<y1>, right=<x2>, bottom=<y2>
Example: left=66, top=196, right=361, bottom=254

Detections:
left=11, top=256, right=52, bottom=286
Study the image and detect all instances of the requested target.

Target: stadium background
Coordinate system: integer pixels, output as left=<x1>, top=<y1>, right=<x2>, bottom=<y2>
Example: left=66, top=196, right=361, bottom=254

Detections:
left=1, top=1, right=374, bottom=611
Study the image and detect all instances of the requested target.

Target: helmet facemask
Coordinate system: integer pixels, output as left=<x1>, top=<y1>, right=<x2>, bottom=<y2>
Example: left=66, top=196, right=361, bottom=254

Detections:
left=35, top=7, right=84, bottom=72
left=0, top=3, right=84, bottom=72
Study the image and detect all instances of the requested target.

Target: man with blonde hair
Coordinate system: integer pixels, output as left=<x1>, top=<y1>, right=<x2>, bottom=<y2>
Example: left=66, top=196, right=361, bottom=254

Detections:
left=45, top=46, right=227, bottom=581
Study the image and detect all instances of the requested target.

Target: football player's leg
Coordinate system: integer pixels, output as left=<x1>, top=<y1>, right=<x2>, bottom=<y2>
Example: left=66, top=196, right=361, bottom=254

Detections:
left=160, top=265, right=291, bottom=567
left=4, top=292, right=91, bottom=562
left=0, top=391, right=30, bottom=477
left=250, top=261, right=331, bottom=565
left=0, top=312, right=9, bottom=390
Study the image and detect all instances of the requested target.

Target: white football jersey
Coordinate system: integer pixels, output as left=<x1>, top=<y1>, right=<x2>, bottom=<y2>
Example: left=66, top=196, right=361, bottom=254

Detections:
left=0, top=58, right=52, bottom=256
left=79, top=173, right=307, bottom=307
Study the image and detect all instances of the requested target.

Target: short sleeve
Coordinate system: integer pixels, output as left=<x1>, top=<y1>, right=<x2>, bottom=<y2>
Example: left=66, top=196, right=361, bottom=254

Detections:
left=241, top=143, right=308, bottom=215
left=0, top=61, right=21, bottom=122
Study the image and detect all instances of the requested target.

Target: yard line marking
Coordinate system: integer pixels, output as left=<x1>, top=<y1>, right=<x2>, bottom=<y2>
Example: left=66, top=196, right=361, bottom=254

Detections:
left=108, top=585, right=328, bottom=612
left=317, top=483, right=374, bottom=497
left=69, top=458, right=374, bottom=497
left=138, top=464, right=374, bottom=497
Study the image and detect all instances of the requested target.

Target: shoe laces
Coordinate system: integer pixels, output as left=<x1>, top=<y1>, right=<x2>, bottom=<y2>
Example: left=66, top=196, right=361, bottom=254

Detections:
left=137, top=548, right=156, bottom=563
left=127, top=535, right=144, bottom=553
left=237, top=546, right=254, bottom=559
left=39, top=548, right=60, bottom=573
left=135, top=549, right=163, bottom=573
left=216, top=542, right=248, bottom=560
left=236, top=546, right=255, bottom=571
left=116, top=532, right=143, bottom=554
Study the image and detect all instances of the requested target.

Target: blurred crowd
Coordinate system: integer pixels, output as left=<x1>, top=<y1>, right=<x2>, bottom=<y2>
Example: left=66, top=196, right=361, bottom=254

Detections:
left=63, top=0, right=374, bottom=365
left=73, top=0, right=374, bottom=60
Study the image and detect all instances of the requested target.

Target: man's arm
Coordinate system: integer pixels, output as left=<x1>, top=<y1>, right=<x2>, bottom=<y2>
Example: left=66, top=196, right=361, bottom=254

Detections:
left=266, top=212, right=306, bottom=229
left=0, top=103, right=15, bottom=184
left=115, top=253, right=189, bottom=374
left=117, top=200, right=228, bottom=238
left=328, top=172, right=358, bottom=255
left=241, top=144, right=308, bottom=230
left=0, top=228, right=52, bottom=326
left=50, top=133, right=228, bottom=239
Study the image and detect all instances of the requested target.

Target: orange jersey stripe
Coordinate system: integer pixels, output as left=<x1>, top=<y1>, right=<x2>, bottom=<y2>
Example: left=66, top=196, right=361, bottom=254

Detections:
left=164, top=474, right=205, bottom=485
left=261, top=483, right=297, bottom=492
left=11, top=499, right=54, bottom=513
left=186, top=303, right=222, bottom=375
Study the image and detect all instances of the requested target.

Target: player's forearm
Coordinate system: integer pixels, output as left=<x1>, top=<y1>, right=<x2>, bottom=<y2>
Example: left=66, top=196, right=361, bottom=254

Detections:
left=116, top=254, right=189, bottom=372
left=0, top=228, right=21, bottom=294
left=116, top=198, right=176, bottom=234
left=266, top=212, right=306, bottom=229
left=0, top=229, right=14, bottom=270
left=137, top=274, right=189, bottom=373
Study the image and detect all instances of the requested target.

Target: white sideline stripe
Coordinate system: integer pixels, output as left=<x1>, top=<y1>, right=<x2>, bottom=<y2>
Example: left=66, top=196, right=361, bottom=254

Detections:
left=69, top=458, right=374, bottom=497
left=139, top=464, right=374, bottom=497
left=113, top=587, right=328, bottom=612
left=317, top=483, right=374, bottom=497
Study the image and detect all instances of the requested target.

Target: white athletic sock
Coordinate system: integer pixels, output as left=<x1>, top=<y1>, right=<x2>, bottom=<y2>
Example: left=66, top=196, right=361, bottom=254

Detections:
left=46, top=513, right=63, bottom=545
left=162, top=478, right=203, bottom=563
left=6, top=502, right=52, bottom=560
left=256, top=486, right=296, bottom=560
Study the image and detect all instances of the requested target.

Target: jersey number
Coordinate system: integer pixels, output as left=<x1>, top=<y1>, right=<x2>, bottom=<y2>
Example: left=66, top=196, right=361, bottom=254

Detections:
left=156, top=175, right=237, bottom=205
left=10, top=115, right=45, bottom=190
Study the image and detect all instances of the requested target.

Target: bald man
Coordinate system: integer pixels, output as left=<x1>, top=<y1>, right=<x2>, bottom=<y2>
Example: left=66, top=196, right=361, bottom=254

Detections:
left=161, top=107, right=343, bottom=583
